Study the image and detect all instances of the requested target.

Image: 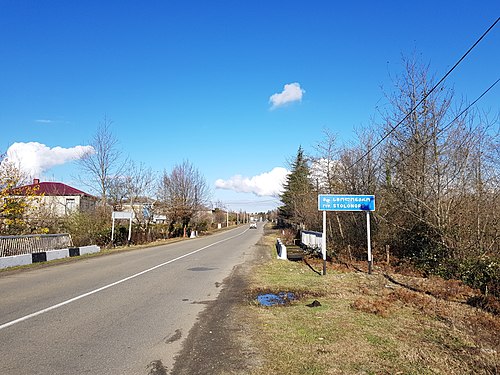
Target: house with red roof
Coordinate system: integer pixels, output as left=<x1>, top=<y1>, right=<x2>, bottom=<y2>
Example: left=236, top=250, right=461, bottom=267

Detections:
left=10, top=179, right=97, bottom=216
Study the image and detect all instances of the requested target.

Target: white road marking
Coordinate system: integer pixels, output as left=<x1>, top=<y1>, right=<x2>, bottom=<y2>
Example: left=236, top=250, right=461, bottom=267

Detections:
left=0, top=228, right=248, bottom=331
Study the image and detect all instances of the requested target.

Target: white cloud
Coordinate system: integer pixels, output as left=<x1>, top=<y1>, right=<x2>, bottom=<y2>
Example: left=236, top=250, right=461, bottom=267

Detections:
left=3, top=142, right=94, bottom=178
left=35, top=119, right=54, bottom=124
left=269, top=82, right=305, bottom=109
left=215, top=167, right=290, bottom=197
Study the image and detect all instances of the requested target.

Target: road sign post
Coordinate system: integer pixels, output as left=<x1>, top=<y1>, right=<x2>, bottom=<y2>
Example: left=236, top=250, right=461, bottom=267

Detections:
left=322, top=210, right=327, bottom=275
left=318, top=194, right=375, bottom=275
left=366, top=211, right=372, bottom=274
left=111, top=211, right=135, bottom=244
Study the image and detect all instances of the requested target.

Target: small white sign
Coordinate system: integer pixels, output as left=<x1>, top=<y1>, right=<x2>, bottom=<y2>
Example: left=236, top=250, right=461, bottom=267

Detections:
left=112, top=211, right=134, bottom=219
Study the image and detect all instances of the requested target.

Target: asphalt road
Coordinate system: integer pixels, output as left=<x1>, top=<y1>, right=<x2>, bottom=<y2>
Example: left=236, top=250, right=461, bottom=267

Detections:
left=0, top=223, right=263, bottom=375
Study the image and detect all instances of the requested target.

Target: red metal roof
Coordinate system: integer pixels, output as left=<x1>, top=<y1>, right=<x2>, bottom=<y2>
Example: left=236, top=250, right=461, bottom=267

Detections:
left=11, top=181, right=95, bottom=198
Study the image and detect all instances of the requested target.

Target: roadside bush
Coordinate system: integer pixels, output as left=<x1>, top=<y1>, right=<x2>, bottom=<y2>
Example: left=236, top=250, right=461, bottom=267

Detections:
left=430, top=256, right=499, bottom=299
left=458, top=257, right=500, bottom=297
left=62, top=208, right=112, bottom=247
left=130, top=224, right=170, bottom=244
left=279, top=228, right=298, bottom=245
left=467, top=294, right=500, bottom=315
left=388, top=222, right=499, bottom=300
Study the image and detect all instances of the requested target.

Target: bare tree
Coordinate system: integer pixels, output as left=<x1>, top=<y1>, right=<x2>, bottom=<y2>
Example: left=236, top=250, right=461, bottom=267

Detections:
left=107, top=176, right=129, bottom=211
left=318, top=128, right=380, bottom=257
left=125, top=162, right=156, bottom=229
left=312, top=129, right=339, bottom=194
left=108, top=161, right=155, bottom=206
left=377, top=55, right=500, bottom=273
left=157, top=160, right=211, bottom=236
left=378, top=56, right=456, bottom=264
left=448, top=111, right=500, bottom=258
left=77, top=116, right=126, bottom=206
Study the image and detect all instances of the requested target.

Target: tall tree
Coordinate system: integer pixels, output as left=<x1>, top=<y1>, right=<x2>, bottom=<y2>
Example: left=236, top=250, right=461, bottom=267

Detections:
left=125, top=162, right=156, bottom=229
left=77, top=116, right=125, bottom=206
left=158, top=160, right=210, bottom=236
left=378, top=55, right=499, bottom=271
left=312, top=129, right=340, bottom=194
left=279, top=146, right=317, bottom=229
left=379, top=56, right=455, bottom=264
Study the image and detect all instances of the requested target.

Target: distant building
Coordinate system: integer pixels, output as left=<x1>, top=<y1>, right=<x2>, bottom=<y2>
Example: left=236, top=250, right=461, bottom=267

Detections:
left=9, top=179, right=97, bottom=216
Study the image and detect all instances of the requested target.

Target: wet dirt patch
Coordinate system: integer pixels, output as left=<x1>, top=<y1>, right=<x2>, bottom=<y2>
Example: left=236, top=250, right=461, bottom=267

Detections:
left=187, top=267, right=217, bottom=272
left=165, top=329, right=182, bottom=344
left=146, top=359, right=168, bottom=375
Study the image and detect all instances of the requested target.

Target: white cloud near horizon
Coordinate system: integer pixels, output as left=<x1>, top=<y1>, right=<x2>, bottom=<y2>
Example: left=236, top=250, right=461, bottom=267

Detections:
left=269, top=82, right=305, bottom=109
left=3, top=142, right=94, bottom=178
left=215, top=167, right=290, bottom=197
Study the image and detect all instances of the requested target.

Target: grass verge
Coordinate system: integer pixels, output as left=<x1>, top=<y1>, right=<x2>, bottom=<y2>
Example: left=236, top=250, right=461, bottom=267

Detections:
left=243, top=227, right=499, bottom=375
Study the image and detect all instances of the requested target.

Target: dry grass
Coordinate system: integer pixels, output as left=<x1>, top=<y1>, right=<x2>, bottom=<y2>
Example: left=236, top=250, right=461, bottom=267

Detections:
left=243, top=230, right=500, bottom=375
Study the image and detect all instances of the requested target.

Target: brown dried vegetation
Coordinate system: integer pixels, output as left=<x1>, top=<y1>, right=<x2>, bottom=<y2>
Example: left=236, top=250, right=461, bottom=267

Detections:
left=248, top=246, right=500, bottom=375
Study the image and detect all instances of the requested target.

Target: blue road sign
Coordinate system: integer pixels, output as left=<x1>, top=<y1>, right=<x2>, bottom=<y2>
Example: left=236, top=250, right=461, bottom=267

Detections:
left=318, top=194, right=375, bottom=211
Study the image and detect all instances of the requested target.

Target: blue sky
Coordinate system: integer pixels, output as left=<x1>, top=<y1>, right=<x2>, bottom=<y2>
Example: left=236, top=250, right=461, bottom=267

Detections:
left=1, top=1, right=499, bottom=212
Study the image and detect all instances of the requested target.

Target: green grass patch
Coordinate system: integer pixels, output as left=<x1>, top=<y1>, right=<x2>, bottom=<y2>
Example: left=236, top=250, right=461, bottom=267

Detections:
left=245, top=227, right=500, bottom=375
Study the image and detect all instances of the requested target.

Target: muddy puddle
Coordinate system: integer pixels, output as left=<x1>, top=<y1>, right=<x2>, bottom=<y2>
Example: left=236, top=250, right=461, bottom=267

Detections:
left=257, top=292, right=295, bottom=306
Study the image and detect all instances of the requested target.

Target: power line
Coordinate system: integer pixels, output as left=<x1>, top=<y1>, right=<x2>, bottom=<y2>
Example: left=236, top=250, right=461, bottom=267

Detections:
left=224, top=200, right=280, bottom=206
left=212, top=198, right=281, bottom=211
left=388, top=77, right=499, bottom=171
left=428, top=78, right=499, bottom=140
left=348, top=16, right=499, bottom=170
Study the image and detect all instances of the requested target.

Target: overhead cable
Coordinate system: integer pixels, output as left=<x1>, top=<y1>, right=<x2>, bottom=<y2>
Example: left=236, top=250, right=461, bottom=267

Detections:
left=388, top=77, right=499, bottom=170
left=348, top=17, right=499, bottom=170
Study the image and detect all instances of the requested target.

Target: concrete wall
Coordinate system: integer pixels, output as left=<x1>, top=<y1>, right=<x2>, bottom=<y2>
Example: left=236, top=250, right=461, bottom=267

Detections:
left=0, top=245, right=100, bottom=270
left=276, top=239, right=287, bottom=260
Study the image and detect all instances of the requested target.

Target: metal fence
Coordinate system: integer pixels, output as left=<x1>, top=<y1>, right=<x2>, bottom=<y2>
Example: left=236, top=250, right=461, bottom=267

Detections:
left=0, top=234, right=74, bottom=257
left=300, top=230, right=322, bottom=252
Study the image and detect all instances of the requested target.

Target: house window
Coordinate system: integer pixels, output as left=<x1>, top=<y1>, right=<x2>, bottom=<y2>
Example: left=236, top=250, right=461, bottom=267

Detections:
left=65, top=198, right=76, bottom=214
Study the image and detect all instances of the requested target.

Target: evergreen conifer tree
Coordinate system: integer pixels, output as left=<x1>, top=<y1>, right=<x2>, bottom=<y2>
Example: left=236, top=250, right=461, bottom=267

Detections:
left=279, top=147, right=315, bottom=228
